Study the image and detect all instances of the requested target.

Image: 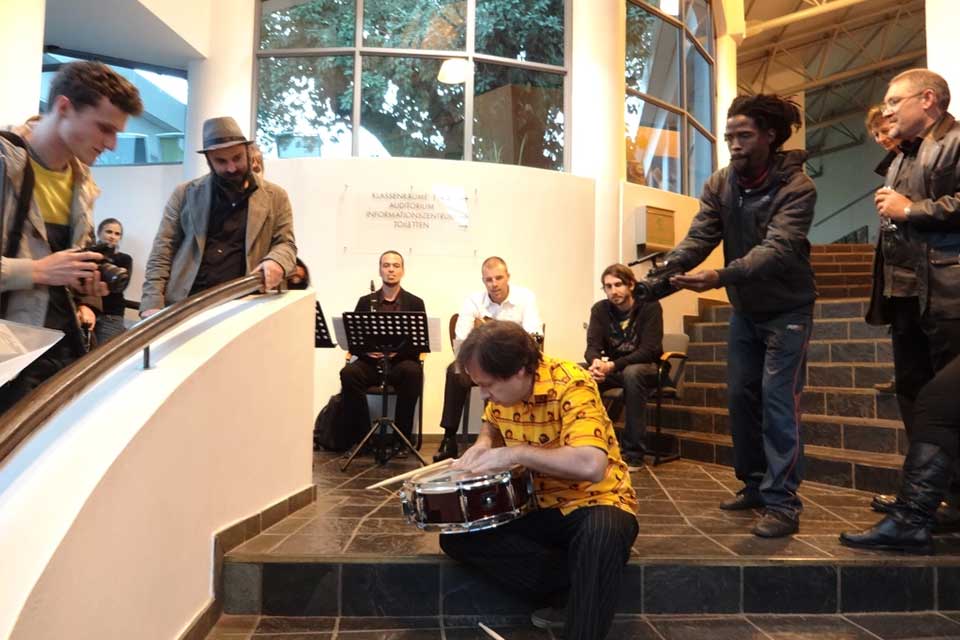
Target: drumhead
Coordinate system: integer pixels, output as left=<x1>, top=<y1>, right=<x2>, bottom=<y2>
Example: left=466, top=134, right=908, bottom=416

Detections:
left=406, top=466, right=517, bottom=494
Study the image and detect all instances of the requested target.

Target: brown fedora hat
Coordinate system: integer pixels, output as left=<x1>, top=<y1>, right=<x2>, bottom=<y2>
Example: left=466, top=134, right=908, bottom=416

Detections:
left=196, top=116, right=254, bottom=153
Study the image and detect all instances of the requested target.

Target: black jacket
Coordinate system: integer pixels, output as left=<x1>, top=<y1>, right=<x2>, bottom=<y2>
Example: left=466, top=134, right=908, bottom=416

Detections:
left=872, top=114, right=960, bottom=320
left=665, top=150, right=817, bottom=318
left=353, top=288, right=426, bottom=361
left=584, top=299, right=663, bottom=371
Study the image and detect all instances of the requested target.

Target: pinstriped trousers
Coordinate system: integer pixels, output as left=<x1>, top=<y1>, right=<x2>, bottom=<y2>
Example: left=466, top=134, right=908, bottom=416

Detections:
left=439, top=505, right=638, bottom=640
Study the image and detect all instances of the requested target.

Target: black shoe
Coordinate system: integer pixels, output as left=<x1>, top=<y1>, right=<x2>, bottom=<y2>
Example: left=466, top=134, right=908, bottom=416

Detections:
left=871, top=493, right=905, bottom=513
left=873, top=379, right=896, bottom=394
left=530, top=606, right=566, bottom=630
left=839, top=442, right=951, bottom=553
left=752, top=510, right=799, bottom=538
left=720, top=490, right=764, bottom=511
left=839, top=516, right=934, bottom=553
left=433, top=434, right=458, bottom=462
left=623, top=454, right=645, bottom=471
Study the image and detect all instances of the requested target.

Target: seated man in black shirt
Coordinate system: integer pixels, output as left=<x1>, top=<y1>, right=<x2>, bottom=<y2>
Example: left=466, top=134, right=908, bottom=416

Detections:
left=584, top=263, right=664, bottom=469
left=340, top=250, right=426, bottom=447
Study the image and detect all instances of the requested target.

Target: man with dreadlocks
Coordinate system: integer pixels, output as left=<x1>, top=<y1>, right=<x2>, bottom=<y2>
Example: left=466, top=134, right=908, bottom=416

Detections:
left=657, top=94, right=816, bottom=538
left=140, top=116, right=297, bottom=316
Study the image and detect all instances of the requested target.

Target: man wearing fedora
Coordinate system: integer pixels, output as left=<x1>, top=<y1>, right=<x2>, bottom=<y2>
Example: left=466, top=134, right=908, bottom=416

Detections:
left=140, top=116, right=297, bottom=316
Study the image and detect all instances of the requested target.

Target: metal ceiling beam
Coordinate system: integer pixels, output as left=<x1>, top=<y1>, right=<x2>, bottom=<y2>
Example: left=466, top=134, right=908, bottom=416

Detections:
left=782, top=49, right=925, bottom=94
left=745, top=0, right=873, bottom=39
left=807, top=104, right=875, bottom=133
left=807, top=137, right=865, bottom=159
left=739, top=0, right=922, bottom=61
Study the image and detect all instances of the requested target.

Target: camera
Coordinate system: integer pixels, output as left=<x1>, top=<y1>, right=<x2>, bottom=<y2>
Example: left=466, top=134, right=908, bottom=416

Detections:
left=632, top=253, right=687, bottom=302
left=83, top=242, right=129, bottom=293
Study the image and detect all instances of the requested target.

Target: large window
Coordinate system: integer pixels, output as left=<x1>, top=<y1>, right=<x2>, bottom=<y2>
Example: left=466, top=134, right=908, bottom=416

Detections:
left=255, top=0, right=568, bottom=171
left=41, top=50, right=188, bottom=166
left=626, top=0, right=715, bottom=196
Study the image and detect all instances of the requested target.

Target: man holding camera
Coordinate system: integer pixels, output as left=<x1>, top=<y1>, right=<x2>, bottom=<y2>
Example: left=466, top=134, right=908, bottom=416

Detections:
left=0, top=61, right=143, bottom=412
left=655, top=94, right=817, bottom=538
left=584, top=263, right=663, bottom=470
left=140, top=117, right=296, bottom=316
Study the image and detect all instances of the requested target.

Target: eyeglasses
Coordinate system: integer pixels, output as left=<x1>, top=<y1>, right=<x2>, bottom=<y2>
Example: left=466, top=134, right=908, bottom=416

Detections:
left=883, top=91, right=926, bottom=112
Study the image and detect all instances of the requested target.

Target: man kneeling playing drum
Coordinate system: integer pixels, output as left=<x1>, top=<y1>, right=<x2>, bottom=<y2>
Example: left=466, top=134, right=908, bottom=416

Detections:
left=441, top=320, right=639, bottom=640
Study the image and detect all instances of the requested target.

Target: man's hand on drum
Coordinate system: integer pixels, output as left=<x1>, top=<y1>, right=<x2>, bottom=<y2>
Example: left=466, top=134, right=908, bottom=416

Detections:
left=453, top=444, right=514, bottom=475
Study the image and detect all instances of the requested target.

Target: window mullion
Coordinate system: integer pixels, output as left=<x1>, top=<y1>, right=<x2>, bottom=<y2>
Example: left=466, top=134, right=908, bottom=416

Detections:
left=352, top=0, right=364, bottom=157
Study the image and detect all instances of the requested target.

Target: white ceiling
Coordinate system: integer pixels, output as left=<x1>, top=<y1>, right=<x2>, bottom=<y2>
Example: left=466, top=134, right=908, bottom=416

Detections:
left=43, top=0, right=202, bottom=71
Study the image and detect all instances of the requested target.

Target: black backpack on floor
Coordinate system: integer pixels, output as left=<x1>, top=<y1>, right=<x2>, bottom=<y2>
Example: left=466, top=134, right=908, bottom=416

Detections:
left=313, top=394, right=352, bottom=452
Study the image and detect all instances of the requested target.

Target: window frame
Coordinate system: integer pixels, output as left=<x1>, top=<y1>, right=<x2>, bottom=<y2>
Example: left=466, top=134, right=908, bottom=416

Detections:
left=625, top=0, right=717, bottom=196
left=42, top=46, right=188, bottom=167
left=251, top=0, right=571, bottom=169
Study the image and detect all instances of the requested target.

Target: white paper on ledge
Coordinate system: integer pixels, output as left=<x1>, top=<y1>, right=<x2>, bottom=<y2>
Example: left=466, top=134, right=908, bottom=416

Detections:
left=0, top=320, right=64, bottom=387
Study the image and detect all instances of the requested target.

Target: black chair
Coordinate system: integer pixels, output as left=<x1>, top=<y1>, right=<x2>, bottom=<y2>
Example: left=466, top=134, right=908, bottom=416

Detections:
left=601, top=333, right=689, bottom=466
left=345, top=351, right=426, bottom=457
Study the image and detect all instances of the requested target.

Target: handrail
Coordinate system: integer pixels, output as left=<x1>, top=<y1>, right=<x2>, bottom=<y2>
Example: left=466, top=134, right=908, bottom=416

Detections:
left=0, top=273, right=265, bottom=466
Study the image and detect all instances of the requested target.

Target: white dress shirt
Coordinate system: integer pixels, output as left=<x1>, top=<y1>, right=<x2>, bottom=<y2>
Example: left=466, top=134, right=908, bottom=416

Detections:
left=453, top=285, right=543, bottom=348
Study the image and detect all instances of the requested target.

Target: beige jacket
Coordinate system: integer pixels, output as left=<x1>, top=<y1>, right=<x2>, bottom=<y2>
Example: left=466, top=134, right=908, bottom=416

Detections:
left=140, top=172, right=297, bottom=311
left=0, top=121, right=99, bottom=327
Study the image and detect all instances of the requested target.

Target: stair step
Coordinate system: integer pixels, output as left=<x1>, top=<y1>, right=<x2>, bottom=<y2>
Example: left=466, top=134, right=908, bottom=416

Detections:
left=664, top=382, right=900, bottom=421
left=810, top=253, right=873, bottom=264
left=688, top=318, right=889, bottom=344
left=815, top=273, right=873, bottom=286
left=687, top=339, right=892, bottom=365
left=812, top=243, right=874, bottom=253
left=683, top=361, right=893, bottom=389
left=813, top=262, right=874, bottom=274
left=217, top=452, right=960, bottom=626
left=819, top=284, right=873, bottom=299
left=699, top=299, right=871, bottom=323
left=660, top=429, right=903, bottom=494
left=653, top=404, right=905, bottom=456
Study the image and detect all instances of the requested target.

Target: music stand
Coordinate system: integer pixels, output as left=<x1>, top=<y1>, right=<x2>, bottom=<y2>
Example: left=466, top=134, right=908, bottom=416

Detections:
left=339, top=311, right=430, bottom=470
left=314, top=301, right=335, bottom=348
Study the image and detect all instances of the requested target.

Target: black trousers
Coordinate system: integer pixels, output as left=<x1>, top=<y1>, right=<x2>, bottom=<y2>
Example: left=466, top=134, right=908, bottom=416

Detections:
left=888, top=297, right=960, bottom=497
left=439, top=361, right=474, bottom=435
left=912, top=352, right=960, bottom=455
left=439, top=505, right=638, bottom=640
left=339, top=357, right=422, bottom=440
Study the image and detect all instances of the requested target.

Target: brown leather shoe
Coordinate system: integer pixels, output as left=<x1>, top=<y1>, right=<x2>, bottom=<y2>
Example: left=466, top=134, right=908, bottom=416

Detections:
left=752, top=511, right=799, bottom=538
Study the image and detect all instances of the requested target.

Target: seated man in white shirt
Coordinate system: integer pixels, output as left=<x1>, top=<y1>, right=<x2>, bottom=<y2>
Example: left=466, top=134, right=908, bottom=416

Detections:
left=434, top=256, right=542, bottom=461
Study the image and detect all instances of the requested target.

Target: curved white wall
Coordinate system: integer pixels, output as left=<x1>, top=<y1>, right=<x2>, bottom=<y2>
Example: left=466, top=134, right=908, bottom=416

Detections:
left=1, top=290, right=315, bottom=640
left=275, top=157, right=597, bottom=422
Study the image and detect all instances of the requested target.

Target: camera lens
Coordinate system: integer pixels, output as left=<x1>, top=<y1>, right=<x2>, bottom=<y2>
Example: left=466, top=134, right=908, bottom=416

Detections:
left=99, top=263, right=129, bottom=294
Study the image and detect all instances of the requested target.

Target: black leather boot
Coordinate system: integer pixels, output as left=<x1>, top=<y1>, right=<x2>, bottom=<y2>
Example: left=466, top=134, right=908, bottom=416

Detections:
left=840, top=442, right=952, bottom=554
left=433, top=433, right=459, bottom=462
left=870, top=493, right=906, bottom=513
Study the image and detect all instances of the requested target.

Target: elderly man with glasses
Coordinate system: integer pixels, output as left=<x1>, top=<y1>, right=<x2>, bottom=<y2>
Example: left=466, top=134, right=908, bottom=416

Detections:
left=842, top=68, right=960, bottom=550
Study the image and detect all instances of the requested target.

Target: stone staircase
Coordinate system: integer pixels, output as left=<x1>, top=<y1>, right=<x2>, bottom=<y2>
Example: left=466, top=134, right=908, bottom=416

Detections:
left=658, top=293, right=904, bottom=495
left=811, top=242, right=873, bottom=299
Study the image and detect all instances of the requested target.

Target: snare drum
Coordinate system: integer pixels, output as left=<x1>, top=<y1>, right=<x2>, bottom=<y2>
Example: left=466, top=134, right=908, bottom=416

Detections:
left=400, top=466, right=536, bottom=534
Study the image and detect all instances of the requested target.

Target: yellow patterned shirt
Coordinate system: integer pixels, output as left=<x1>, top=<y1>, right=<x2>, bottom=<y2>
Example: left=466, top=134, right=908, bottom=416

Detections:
left=482, top=356, right=638, bottom=516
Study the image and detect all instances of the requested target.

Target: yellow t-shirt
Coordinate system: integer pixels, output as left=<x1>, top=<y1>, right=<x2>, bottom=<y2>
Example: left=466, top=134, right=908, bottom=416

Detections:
left=482, top=356, right=638, bottom=516
left=29, top=158, right=74, bottom=226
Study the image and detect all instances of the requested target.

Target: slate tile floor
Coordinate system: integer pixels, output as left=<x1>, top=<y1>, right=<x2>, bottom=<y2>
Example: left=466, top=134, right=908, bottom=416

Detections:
left=213, top=448, right=960, bottom=639
left=228, top=450, right=960, bottom=563
left=207, top=612, right=960, bottom=639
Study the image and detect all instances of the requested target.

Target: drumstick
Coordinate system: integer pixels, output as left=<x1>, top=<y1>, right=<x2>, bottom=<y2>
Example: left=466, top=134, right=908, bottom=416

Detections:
left=479, top=622, right=507, bottom=640
left=365, top=457, right=455, bottom=490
